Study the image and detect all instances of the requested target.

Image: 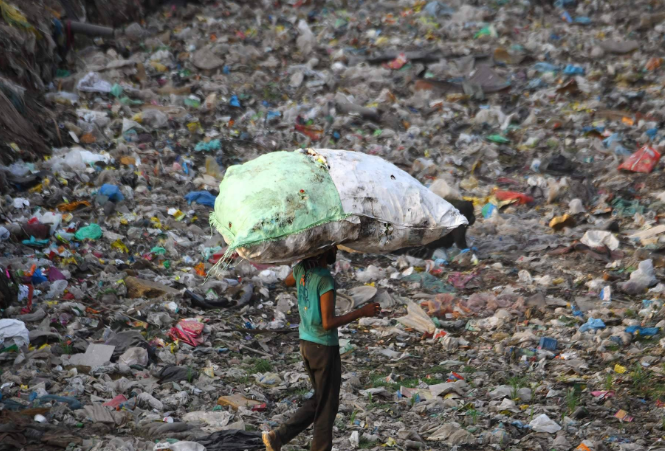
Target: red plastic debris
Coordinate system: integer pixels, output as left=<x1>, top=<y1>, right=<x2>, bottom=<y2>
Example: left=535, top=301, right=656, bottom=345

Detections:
left=618, top=145, right=661, bottom=173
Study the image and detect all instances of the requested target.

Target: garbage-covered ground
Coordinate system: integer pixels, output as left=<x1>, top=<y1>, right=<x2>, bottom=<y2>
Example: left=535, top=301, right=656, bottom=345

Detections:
left=3, top=0, right=665, bottom=450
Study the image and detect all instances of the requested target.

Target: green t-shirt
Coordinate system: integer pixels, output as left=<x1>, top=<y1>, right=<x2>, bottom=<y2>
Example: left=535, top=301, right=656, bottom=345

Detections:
left=293, top=262, right=338, bottom=346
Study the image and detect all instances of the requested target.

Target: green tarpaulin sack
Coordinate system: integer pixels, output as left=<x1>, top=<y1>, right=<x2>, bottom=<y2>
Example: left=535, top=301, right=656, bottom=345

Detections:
left=211, top=148, right=467, bottom=264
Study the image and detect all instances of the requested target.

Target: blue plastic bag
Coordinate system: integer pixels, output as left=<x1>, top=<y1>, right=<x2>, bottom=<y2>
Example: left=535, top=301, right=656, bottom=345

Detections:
left=579, top=317, right=605, bottom=332
left=539, top=337, right=557, bottom=351
left=32, top=268, right=48, bottom=285
left=99, top=184, right=125, bottom=202
left=563, top=64, right=584, bottom=75
left=184, top=191, right=216, bottom=208
left=625, top=326, right=659, bottom=336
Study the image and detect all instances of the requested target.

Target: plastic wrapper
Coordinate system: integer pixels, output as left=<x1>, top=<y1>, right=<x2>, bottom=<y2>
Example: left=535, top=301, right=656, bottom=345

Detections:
left=618, top=145, right=661, bottom=173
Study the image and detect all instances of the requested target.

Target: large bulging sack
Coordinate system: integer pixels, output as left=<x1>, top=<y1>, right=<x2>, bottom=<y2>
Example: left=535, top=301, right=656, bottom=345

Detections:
left=211, top=149, right=467, bottom=263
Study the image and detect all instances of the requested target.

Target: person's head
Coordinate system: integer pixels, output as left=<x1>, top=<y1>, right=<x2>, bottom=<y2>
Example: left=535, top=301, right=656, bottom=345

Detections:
left=304, top=245, right=337, bottom=268
left=322, top=245, right=338, bottom=265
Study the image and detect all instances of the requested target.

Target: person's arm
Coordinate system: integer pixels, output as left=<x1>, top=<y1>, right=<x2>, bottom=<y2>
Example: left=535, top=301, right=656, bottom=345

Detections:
left=320, top=291, right=380, bottom=331
left=284, top=271, right=296, bottom=287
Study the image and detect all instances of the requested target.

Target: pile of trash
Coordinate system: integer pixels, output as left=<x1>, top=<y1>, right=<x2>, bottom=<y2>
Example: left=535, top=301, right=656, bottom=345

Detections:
left=3, top=0, right=665, bottom=450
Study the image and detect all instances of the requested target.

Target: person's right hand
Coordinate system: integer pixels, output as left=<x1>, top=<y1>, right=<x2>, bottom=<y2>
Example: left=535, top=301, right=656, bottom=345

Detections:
left=359, top=302, right=381, bottom=318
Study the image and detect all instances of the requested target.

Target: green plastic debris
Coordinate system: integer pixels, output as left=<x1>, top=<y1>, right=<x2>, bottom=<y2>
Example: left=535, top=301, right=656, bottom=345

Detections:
left=486, top=134, right=510, bottom=144
left=120, top=97, right=143, bottom=106
left=151, top=246, right=167, bottom=255
left=56, top=69, right=71, bottom=78
left=474, top=26, right=495, bottom=39
left=0, top=344, right=19, bottom=354
left=184, top=96, right=201, bottom=108
left=195, top=139, right=221, bottom=152
left=75, top=223, right=103, bottom=241
left=110, top=84, right=124, bottom=98
left=402, top=272, right=454, bottom=294
left=612, top=197, right=645, bottom=217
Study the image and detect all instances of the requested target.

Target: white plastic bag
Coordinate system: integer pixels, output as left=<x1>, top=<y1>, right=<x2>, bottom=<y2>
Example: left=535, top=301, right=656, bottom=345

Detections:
left=182, top=411, right=233, bottom=430
left=119, top=347, right=149, bottom=366
left=77, top=72, right=112, bottom=93
left=142, top=109, right=169, bottom=129
left=529, top=414, right=561, bottom=433
left=296, top=20, right=315, bottom=55
left=429, top=178, right=461, bottom=200
left=0, top=319, right=30, bottom=348
left=580, top=230, right=619, bottom=250
left=396, top=300, right=436, bottom=334
left=47, top=147, right=112, bottom=172
left=620, top=259, right=657, bottom=294
left=154, top=441, right=205, bottom=451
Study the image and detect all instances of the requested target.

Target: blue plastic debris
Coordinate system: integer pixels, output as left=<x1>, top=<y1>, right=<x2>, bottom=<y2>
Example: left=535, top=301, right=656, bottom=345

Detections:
left=538, top=337, right=557, bottom=351
left=533, top=62, right=559, bottom=73
left=424, top=0, right=455, bottom=17
left=563, top=64, right=584, bottom=75
left=37, top=395, right=82, bottom=410
left=230, top=95, right=241, bottom=107
left=482, top=203, right=497, bottom=219
left=625, top=326, right=659, bottom=336
left=574, top=16, right=591, bottom=24
left=603, top=133, right=622, bottom=148
left=99, top=184, right=125, bottom=202
left=614, top=145, right=633, bottom=157
left=184, top=191, right=216, bottom=208
left=527, top=79, right=548, bottom=90
left=579, top=317, right=605, bottom=332
left=266, top=111, right=281, bottom=121
left=31, top=268, right=48, bottom=285
left=22, top=236, right=50, bottom=248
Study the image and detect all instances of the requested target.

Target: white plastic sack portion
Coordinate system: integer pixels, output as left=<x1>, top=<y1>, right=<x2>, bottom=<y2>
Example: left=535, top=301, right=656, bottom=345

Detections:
left=0, top=319, right=30, bottom=348
left=235, top=217, right=360, bottom=263
left=316, top=149, right=467, bottom=253
left=77, top=72, right=112, bottom=93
